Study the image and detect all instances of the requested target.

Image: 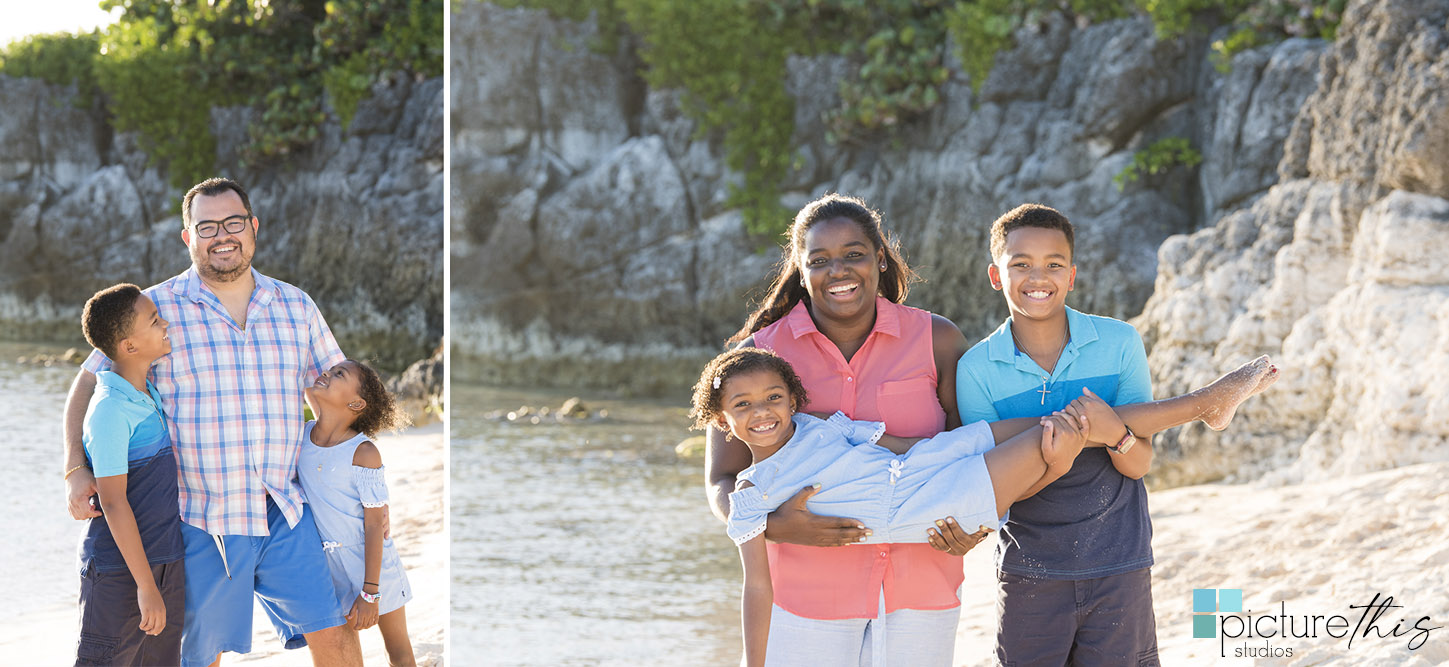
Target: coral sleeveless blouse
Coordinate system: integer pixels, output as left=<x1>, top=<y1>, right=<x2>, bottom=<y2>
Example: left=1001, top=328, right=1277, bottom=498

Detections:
left=752, top=297, right=962, bottom=619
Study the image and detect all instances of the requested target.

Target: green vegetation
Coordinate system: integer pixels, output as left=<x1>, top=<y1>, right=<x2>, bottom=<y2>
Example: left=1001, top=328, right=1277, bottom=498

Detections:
left=0, top=30, right=101, bottom=108
left=0, top=0, right=443, bottom=191
left=1113, top=136, right=1203, bottom=190
left=485, top=0, right=1340, bottom=236
left=1209, top=0, right=1346, bottom=70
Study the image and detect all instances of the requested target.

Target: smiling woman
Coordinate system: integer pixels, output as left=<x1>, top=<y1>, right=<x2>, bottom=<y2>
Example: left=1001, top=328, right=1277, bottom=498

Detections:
left=707, top=192, right=983, bottom=665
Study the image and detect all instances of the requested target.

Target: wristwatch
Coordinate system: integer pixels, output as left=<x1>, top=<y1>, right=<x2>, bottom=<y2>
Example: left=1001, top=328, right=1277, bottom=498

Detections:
left=1107, top=427, right=1136, bottom=454
left=360, top=589, right=381, bottom=604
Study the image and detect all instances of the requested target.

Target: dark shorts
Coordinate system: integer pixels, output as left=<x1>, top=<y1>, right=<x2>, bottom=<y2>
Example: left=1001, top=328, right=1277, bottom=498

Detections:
left=995, top=568, right=1159, bottom=666
left=77, top=559, right=186, bottom=667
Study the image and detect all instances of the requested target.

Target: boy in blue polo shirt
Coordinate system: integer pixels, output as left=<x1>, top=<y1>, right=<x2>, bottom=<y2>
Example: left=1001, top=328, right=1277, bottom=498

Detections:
left=957, top=204, right=1161, bottom=665
left=72, top=283, right=185, bottom=666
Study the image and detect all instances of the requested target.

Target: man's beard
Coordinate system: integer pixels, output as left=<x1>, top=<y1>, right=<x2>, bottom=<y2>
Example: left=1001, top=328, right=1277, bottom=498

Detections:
left=191, top=244, right=253, bottom=283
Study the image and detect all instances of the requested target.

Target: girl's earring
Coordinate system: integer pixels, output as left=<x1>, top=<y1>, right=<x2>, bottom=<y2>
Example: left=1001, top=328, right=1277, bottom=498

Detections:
left=880, top=264, right=887, bottom=271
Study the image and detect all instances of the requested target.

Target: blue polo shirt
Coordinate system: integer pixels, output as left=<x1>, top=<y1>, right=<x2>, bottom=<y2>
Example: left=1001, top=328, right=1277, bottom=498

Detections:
left=78, top=371, right=184, bottom=574
left=956, top=307, right=1153, bottom=580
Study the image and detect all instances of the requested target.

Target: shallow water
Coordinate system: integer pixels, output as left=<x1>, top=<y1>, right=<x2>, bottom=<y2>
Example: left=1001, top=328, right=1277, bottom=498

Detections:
left=450, top=383, right=740, bottom=666
left=2, top=342, right=91, bottom=620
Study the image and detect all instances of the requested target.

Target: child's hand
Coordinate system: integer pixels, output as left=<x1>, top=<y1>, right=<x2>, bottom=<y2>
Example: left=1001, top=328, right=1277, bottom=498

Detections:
left=347, top=594, right=379, bottom=630
left=1065, top=387, right=1127, bottom=445
left=136, top=584, right=166, bottom=636
left=1040, top=411, right=1086, bottom=469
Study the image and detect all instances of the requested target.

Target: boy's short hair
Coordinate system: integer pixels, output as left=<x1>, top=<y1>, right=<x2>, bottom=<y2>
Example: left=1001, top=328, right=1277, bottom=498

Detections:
left=989, top=204, right=1075, bottom=261
left=82, top=284, right=143, bottom=358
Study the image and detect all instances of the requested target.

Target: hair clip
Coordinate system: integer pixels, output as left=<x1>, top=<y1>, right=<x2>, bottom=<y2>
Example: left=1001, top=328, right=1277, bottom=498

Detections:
left=713, top=375, right=722, bottom=389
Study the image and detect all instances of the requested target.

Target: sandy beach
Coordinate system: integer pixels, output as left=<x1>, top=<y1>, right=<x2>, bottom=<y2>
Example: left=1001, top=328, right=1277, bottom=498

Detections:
left=953, top=461, right=1449, bottom=665
left=2, top=422, right=446, bottom=666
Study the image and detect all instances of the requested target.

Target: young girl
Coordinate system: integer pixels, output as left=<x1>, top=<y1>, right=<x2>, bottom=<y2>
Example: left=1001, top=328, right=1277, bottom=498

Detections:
left=300, top=359, right=416, bottom=667
left=691, top=348, right=1278, bottom=667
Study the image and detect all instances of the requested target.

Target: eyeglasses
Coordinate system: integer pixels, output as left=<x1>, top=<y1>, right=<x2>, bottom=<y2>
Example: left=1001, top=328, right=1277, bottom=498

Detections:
left=190, top=215, right=251, bottom=239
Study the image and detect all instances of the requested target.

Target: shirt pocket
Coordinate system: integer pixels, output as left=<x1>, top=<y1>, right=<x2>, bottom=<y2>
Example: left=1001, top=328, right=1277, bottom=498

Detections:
left=874, top=376, right=942, bottom=436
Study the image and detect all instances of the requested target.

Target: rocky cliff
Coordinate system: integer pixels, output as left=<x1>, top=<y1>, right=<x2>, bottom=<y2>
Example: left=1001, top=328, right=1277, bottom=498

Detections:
left=450, top=2, right=1323, bottom=392
left=453, top=0, right=1449, bottom=484
left=0, top=73, right=443, bottom=371
left=1136, top=0, right=1449, bottom=485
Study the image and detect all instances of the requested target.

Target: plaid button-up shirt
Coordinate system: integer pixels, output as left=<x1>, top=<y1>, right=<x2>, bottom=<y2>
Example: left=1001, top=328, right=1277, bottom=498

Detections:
left=84, top=267, right=345, bottom=536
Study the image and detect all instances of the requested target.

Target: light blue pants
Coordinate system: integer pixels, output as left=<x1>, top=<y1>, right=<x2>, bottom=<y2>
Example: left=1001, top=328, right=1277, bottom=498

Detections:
left=763, top=591, right=960, bottom=666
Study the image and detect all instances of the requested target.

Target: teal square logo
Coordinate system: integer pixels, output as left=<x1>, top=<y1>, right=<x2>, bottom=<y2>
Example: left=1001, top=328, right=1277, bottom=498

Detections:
left=1193, top=588, right=1217, bottom=613
left=1220, top=589, right=1242, bottom=613
left=1193, top=614, right=1217, bottom=638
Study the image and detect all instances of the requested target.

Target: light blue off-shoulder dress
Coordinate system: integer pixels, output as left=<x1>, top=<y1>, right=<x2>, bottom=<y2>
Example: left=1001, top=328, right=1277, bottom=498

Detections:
left=297, top=421, right=412, bottom=615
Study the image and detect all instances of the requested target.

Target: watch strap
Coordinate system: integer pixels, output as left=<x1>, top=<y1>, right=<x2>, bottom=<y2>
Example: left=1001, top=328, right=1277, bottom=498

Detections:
left=1108, top=427, right=1136, bottom=454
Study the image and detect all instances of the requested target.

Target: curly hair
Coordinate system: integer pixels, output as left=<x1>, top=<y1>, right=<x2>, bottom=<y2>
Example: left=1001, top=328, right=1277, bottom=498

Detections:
left=689, top=348, right=809, bottom=431
left=349, top=360, right=411, bottom=437
left=81, top=284, right=142, bottom=358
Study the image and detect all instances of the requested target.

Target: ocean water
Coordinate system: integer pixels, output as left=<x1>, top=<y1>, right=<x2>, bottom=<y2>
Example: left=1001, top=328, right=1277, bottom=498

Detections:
left=450, top=383, right=740, bottom=665
left=3, top=342, right=92, bottom=621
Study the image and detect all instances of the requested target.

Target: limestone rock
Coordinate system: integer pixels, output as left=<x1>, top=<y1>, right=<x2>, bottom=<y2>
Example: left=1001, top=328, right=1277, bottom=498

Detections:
left=0, top=71, right=443, bottom=371
left=448, top=2, right=1326, bottom=392
left=1139, top=0, right=1449, bottom=486
left=388, top=347, right=444, bottom=427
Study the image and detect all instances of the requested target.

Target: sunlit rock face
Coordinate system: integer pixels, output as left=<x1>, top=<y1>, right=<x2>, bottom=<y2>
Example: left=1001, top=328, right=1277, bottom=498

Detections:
left=450, top=2, right=1324, bottom=395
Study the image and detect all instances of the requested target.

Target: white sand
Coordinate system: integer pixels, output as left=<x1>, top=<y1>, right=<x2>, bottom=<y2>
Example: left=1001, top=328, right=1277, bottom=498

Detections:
left=953, top=461, right=1449, bottom=666
left=2, top=423, right=445, bottom=666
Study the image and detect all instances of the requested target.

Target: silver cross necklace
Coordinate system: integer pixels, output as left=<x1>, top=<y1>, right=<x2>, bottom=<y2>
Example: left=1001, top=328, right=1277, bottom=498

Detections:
left=1010, top=323, right=1070, bottom=405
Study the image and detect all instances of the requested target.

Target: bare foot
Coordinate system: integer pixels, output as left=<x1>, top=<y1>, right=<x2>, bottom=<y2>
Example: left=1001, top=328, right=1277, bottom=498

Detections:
left=1198, top=355, right=1275, bottom=431
left=1248, top=361, right=1280, bottom=398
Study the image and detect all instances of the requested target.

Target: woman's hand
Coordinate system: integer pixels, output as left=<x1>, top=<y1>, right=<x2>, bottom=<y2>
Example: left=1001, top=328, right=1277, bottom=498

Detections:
left=764, top=486, right=870, bottom=547
left=926, top=517, right=992, bottom=556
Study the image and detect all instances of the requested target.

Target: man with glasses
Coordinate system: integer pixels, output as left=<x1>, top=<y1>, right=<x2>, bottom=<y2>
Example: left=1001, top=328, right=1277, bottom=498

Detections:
left=61, top=178, right=364, bottom=666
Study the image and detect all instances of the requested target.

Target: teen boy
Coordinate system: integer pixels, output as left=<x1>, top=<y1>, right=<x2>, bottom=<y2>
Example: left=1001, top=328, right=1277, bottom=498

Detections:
left=73, top=283, right=185, bottom=666
left=956, top=204, right=1160, bottom=665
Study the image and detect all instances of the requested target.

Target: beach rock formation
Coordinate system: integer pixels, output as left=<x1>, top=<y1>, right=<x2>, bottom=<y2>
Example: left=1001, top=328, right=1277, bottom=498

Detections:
left=450, top=1, right=1325, bottom=393
left=0, top=74, right=443, bottom=371
left=1138, top=0, right=1449, bottom=484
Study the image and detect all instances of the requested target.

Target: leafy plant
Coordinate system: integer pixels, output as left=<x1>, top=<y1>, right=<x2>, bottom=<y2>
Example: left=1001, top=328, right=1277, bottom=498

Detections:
left=0, top=31, right=101, bottom=107
left=0, top=0, right=443, bottom=191
left=476, top=0, right=1341, bottom=236
left=1114, top=136, right=1202, bottom=190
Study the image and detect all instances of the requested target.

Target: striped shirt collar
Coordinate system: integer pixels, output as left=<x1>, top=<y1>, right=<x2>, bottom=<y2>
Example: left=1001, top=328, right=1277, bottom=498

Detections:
left=170, top=265, right=279, bottom=307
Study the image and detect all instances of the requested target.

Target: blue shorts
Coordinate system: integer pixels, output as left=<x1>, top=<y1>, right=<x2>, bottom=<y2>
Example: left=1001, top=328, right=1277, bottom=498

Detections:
left=179, top=499, right=346, bottom=667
